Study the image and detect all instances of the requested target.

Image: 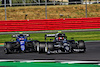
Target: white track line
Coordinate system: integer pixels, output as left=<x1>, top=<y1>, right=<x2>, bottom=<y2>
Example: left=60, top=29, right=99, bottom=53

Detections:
left=0, top=59, right=100, bottom=64
left=61, top=61, right=100, bottom=64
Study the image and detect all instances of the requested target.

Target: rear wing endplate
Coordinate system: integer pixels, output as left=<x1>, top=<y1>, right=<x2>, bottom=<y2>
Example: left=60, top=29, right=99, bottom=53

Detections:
left=12, top=34, right=30, bottom=38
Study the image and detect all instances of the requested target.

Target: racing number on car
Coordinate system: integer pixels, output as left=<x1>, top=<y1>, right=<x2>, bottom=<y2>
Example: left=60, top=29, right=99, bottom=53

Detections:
left=20, top=41, right=25, bottom=51
left=20, top=41, right=24, bottom=44
left=21, top=45, right=25, bottom=51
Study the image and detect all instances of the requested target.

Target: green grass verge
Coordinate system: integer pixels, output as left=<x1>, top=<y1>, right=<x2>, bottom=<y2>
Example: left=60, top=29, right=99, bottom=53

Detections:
left=0, top=62, right=100, bottom=67
left=0, top=31, right=100, bottom=43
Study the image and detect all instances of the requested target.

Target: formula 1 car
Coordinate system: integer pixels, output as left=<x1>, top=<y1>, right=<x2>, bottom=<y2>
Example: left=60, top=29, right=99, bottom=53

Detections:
left=4, top=33, right=35, bottom=54
left=36, top=33, right=86, bottom=55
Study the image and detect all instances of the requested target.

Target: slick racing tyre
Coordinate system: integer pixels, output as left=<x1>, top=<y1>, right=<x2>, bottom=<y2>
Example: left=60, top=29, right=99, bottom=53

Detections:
left=78, top=40, right=86, bottom=53
left=26, top=42, right=34, bottom=48
left=4, top=43, right=12, bottom=49
left=64, top=45, right=72, bottom=53
left=38, top=42, right=45, bottom=53
left=45, top=42, right=54, bottom=55
left=34, top=41, right=39, bottom=52
left=4, top=48, right=10, bottom=54
left=4, top=43, right=12, bottom=54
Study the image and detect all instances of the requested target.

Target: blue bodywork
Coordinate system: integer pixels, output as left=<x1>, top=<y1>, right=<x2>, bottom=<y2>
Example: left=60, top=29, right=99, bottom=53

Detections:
left=4, top=34, right=36, bottom=54
left=16, top=34, right=27, bottom=51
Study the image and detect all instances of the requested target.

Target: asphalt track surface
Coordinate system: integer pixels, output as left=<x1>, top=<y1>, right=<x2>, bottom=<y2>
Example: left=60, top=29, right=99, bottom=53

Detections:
left=0, top=42, right=100, bottom=61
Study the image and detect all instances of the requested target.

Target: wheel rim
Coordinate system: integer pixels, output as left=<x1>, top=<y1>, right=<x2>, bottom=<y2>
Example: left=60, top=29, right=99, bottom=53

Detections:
left=37, top=45, right=39, bottom=51
left=79, top=42, right=84, bottom=46
left=65, top=46, right=70, bottom=51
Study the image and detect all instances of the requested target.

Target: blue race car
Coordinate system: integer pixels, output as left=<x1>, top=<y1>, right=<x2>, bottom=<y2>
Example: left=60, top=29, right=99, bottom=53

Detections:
left=4, top=33, right=35, bottom=54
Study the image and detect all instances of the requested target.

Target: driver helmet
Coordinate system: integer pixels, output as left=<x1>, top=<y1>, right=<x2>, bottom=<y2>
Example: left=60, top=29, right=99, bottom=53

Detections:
left=58, top=37, right=64, bottom=41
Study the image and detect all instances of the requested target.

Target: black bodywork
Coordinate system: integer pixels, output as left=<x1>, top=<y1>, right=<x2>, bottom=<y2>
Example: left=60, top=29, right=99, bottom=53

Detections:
left=36, top=33, right=86, bottom=55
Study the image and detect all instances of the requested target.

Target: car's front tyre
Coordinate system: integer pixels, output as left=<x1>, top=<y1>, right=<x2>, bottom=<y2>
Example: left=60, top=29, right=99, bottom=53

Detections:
left=78, top=40, right=86, bottom=53
left=4, top=48, right=10, bottom=54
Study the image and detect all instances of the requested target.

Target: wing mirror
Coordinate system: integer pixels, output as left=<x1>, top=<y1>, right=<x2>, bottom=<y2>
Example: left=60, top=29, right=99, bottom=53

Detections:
left=12, top=35, right=16, bottom=38
left=11, top=39, right=14, bottom=41
left=50, top=39, right=53, bottom=41
left=24, top=34, right=30, bottom=37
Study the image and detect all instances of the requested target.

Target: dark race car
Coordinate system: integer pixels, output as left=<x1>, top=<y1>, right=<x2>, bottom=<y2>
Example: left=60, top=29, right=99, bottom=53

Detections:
left=4, top=34, right=35, bottom=54
left=36, top=33, right=86, bottom=55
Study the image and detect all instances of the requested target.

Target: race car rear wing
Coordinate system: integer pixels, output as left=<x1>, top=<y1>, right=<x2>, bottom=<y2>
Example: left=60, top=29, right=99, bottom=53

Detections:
left=45, top=34, right=55, bottom=40
left=45, top=33, right=67, bottom=41
left=45, top=34, right=55, bottom=37
left=45, top=33, right=66, bottom=38
left=12, top=34, right=30, bottom=38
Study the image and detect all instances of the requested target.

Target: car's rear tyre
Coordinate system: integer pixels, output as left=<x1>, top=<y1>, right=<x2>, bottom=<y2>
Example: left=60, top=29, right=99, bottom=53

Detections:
left=26, top=42, right=34, bottom=48
left=34, top=41, right=39, bottom=52
left=25, top=42, right=34, bottom=52
left=38, top=42, right=45, bottom=53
